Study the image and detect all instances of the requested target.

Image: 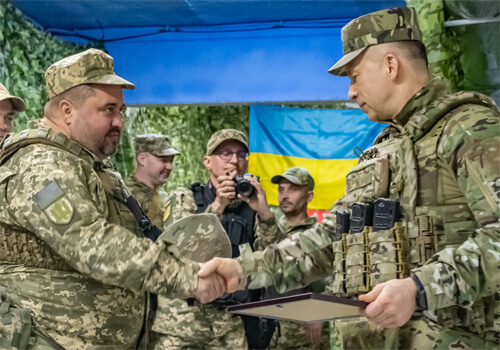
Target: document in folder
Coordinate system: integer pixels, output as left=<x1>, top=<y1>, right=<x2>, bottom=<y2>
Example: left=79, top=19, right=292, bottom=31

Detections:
left=227, top=292, right=368, bottom=323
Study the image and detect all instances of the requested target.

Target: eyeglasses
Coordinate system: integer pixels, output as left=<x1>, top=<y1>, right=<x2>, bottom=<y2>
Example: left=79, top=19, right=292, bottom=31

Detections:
left=213, top=150, right=249, bottom=162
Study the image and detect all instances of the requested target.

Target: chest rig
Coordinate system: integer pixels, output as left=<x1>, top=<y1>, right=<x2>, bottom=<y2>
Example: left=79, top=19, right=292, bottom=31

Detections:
left=331, top=91, right=497, bottom=334
left=0, top=127, right=143, bottom=271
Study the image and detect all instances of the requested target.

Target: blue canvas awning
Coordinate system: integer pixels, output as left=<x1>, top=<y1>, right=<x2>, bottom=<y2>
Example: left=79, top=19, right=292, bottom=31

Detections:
left=12, top=0, right=405, bottom=105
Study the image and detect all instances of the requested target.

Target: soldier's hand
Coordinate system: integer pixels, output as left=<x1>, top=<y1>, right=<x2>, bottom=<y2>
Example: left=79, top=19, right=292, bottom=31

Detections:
left=303, top=322, right=323, bottom=346
left=198, top=257, right=243, bottom=293
left=212, top=171, right=237, bottom=213
left=359, top=278, right=417, bottom=328
left=238, top=177, right=273, bottom=221
left=194, top=263, right=227, bottom=303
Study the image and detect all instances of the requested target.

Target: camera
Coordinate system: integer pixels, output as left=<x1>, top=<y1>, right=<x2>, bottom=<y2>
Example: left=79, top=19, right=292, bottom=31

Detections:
left=234, top=173, right=258, bottom=198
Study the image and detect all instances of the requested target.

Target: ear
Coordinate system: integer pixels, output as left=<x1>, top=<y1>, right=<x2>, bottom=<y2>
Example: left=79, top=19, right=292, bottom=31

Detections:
left=137, top=153, right=147, bottom=167
left=59, top=99, right=76, bottom=126
left=384, top=53, right=400, bottom=81
left=203, top=155, right=211, bottom=171
left=307, top=191, right=314, bottom=204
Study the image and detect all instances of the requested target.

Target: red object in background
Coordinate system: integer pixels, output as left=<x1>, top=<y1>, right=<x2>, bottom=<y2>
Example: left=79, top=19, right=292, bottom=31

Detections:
left=307, top=209, right=330, bottom=223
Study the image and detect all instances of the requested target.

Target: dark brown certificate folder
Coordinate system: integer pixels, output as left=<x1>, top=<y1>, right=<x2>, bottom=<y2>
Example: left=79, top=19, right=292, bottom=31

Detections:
left=227, top=292, right=368, bottom=323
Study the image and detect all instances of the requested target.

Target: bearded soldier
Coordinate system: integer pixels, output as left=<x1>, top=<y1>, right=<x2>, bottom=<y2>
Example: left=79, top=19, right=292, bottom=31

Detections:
left=0, top=49, right=228, bottom=348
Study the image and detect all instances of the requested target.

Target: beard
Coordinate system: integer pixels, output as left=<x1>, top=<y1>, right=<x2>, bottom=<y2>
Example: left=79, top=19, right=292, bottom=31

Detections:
left=99, top=127, right=121, bottom=157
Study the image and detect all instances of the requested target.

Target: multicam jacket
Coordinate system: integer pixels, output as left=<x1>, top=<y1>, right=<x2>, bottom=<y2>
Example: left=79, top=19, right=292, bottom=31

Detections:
left=239, top=79, right=500, bottom=344
left=125, top=175, right=170, bottom=230
left=0, top=122, right=199, bottom=349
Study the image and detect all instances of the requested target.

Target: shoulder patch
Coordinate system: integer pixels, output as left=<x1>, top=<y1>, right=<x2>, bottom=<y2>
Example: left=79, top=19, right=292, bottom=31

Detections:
left=163, top=197, right=172, bottom=223
left=34, top=181, right=74, bottom=224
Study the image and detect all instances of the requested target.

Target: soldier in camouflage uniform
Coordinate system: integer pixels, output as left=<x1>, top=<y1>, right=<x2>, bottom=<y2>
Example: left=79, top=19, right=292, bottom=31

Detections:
left=0, top=48, right=228, bottom=349
left=261, top=167, right=330, bottom=350
left=0, top=82, right=25, bottom=141
left=126, top=134, right=180, bottom=230
left=201, top=7, right=500, bottom=349
left=150, top=129, right=279, bottom=349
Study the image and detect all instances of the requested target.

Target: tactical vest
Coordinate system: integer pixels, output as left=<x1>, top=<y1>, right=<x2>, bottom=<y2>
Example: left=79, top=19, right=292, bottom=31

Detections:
left=331, top=91, right=497, bottom=334
left=190, top=182, right=256, bottom=258
left=0, top=128, right=143, bottom=270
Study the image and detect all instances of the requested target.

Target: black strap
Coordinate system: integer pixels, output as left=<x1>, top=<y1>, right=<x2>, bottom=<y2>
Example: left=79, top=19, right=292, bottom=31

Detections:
left=126, top=195, right=162, bottom=242
left=189, top=182, right=207, bottom=214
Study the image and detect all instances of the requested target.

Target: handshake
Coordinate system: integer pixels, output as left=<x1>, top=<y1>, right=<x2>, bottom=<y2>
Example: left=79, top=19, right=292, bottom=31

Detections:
left=193, top=257, right=244, bottom=304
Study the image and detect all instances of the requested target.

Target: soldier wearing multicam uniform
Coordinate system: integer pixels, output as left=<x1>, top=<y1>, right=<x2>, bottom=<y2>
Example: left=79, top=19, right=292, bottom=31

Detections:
left=0, top=49, right=227, bottom=349
left=202, top=7, right=500, bottom=349
left=150, top=129, right=279, bottom=349
left=259, top=167, right=330, bottom=350
left=0, top=82, right=25, bottom=141
left=126, top=134, right=180, bottom=230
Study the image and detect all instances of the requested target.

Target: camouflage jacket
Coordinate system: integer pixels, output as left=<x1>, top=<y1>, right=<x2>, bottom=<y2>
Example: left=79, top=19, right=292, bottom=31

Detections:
left=239, top=79, right=500, bottom=334
left=125, top=175, right=170, bottom=230
left=0, top=123, right=199, bottom=349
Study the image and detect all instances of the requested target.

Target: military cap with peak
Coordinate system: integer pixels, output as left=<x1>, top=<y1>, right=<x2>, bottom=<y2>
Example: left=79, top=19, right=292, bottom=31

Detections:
left=135, top=134, right=180, bottom=156
left=45, top=48, right=135, bottom=99
left=272, top=166, right=315, bottom=190
left=206, top=129, right=249, bottom=155
left=328, top=7, right=422, bottom=76
left=0, top=82, right=25, bottom=112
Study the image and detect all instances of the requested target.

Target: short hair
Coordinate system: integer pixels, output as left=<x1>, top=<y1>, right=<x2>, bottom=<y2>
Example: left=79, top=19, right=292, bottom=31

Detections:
left=50, top=84, right=96, bottom=108
left=394, top=41, right=429, bottom=71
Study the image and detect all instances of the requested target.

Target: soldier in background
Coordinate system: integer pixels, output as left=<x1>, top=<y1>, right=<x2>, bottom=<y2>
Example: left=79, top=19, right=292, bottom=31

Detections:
left=201, top=7, right=500, bottom=349
left=150, top=129, right=279, bottom=349
left=264, top=167, right=330, bottom=350
left=126, top=134, right=179, bottom=229
left=0, top=82, right=25, bottom=141
left=0, top=48, right=228, bottom=348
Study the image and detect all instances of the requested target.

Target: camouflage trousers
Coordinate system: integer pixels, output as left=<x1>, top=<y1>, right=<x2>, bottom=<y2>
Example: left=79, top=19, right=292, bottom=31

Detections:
left=150, top=298, right=247, bottom=350
left=330, top=314, right=496, bottom=350
left=269, top=320, right=330, bottom=350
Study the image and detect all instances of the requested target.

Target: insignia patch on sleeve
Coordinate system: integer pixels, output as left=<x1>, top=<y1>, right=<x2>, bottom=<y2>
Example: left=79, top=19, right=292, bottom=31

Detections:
left=34, top=181, right=74, bottom=225
left=163, top=197, right=172, bottom=223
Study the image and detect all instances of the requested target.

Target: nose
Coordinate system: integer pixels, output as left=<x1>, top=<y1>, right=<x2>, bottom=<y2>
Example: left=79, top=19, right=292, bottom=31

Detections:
left=0, top=116, right=7, bottom=131
left=111, top=112, right=124, bottom=129
left=348, top=81, right=358, bottom=101
left=165, top=162, right=173, bottom=171
left=229, top=152, right=238, bottom=164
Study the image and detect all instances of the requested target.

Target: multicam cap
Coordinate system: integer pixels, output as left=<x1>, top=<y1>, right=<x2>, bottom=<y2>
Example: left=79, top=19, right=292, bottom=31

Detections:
left=135, top=134, right=180, bottom=156
left=206, top=129, right=249, bottom=155
left=271, top=166, right=315, bottom=190
left=0, top=82, right=25, bottom=112
left=159, top=213, right=232, bottom=262
left=328, top=7, right=422, bottom=76
left=45, top=48, right=135, bottom=99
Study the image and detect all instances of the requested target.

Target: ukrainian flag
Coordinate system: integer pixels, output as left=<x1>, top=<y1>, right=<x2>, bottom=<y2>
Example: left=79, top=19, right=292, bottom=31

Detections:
left=248, top=105, right=386, bottom=210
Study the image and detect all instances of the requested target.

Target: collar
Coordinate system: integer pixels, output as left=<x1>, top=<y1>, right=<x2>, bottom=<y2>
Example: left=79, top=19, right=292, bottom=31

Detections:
left=279, top=215, right=317, bottom=234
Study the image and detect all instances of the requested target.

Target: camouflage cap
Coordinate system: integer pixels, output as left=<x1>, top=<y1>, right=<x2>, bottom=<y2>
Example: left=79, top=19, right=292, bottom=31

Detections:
left=206, top=129, right=249, bottom=155
left=328, top=7, right=422, bottom=76
left=45, top=48, right=135, bottom=99
left=135, top=134, right=180, bottom=156
left=159, top=213, right=232, bottom=262
left=0, top=82, right=25, bottom=112
left=271, top=166, right=315, bottom=190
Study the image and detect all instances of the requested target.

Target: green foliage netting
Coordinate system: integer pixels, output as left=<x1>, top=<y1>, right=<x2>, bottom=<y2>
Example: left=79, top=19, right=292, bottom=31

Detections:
left=0, top=0, right=99, bottom=128
left=114, top=105, right=250, bottom=191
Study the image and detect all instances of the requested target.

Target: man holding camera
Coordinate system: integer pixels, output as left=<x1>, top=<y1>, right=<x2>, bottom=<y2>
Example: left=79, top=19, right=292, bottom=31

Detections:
left=150, top=129, right=278, bottom=349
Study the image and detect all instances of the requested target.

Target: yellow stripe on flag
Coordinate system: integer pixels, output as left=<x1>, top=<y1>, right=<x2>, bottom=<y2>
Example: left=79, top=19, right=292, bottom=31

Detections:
left=248, top=153, right=357, bottom=210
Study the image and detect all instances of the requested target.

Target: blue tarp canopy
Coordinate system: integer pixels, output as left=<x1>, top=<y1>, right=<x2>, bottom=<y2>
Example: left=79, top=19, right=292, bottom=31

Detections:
left=13, top=0, right=405, bottom=105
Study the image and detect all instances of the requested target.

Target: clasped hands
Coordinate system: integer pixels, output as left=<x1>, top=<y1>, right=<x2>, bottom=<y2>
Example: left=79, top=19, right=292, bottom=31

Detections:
left=193, top=257, right=244, bottom=304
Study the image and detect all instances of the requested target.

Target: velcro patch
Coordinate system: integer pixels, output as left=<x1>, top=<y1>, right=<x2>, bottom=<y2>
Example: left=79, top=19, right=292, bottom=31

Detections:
left=34, top=181, right=74, bottom=225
